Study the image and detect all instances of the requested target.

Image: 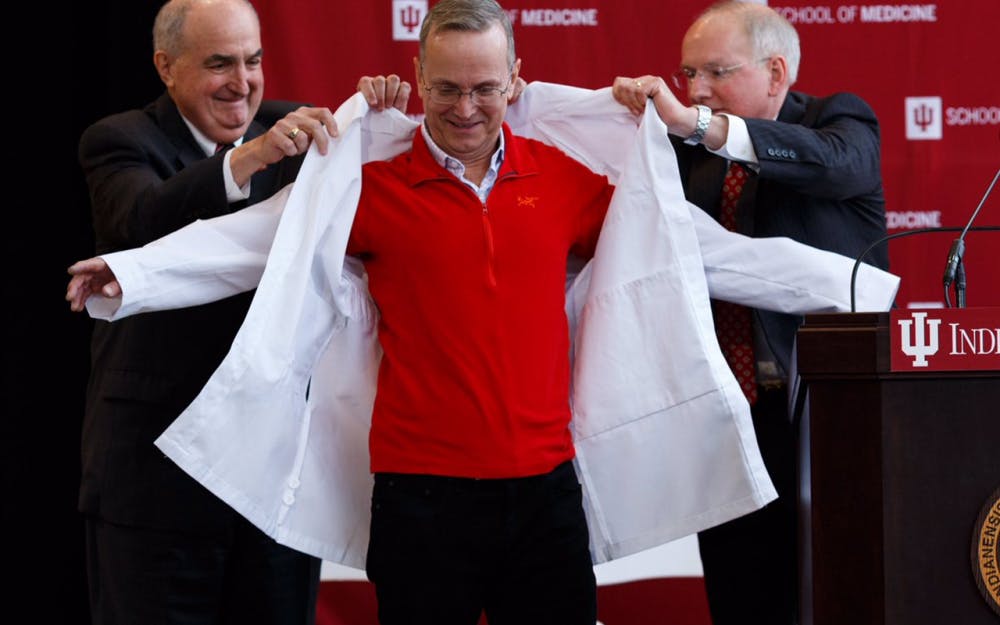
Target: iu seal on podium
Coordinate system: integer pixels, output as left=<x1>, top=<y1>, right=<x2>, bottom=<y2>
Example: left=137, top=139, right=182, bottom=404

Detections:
left=971, top=486, right=1000, bottom=616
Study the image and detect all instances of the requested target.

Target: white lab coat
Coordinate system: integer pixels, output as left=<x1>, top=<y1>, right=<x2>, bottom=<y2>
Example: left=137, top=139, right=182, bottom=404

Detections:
left=89, top=82, right=899, bottom=568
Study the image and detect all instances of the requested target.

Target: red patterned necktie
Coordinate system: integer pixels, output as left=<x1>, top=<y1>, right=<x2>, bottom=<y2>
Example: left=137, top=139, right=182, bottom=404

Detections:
left=713, top=162, right=758, bottom=405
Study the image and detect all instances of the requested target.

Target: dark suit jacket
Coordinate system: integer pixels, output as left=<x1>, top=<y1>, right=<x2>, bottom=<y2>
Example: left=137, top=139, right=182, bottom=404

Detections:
left=78, top=93, right=304, bottom=532
left=673, top=91, right=889, bottom=374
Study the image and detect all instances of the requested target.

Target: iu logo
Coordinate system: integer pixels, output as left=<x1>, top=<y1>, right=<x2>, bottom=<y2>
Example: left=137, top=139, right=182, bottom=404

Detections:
left=898, top=311, right=942, bottom=367
left=905, top=96, right=942, bottom=140
left=392, top=1, right=427, bottom=41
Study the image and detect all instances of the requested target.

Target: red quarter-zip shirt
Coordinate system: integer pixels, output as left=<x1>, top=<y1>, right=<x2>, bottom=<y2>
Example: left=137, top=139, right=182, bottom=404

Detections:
left=348, top=123, right=613, bottom=478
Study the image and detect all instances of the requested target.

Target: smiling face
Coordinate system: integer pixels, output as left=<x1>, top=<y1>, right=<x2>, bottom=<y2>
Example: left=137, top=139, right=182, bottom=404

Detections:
left=681, top=13, right=787, bottom=120
left=154, top=0, right=263, bottom=145
left=414, top=22, right=520, bottom=169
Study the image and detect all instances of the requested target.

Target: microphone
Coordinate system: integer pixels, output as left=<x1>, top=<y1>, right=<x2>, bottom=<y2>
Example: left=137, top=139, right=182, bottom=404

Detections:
left=955, top=261, right=967, bottom=308
left=942, top=167, right=1000, bottom=307
left=850, top=225, right=1000, bottom=313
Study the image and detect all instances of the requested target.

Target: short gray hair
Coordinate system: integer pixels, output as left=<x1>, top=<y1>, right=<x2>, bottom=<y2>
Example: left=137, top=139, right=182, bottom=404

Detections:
left=700, top=1, right=800, bottom=85
left=153, top=0, right=258, bottom=58
left=418, top=0, right=515, bottom=70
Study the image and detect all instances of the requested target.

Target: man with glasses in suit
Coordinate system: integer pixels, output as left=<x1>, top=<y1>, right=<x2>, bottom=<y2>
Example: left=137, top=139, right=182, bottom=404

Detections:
left=613, top=2, right=889, bottom=624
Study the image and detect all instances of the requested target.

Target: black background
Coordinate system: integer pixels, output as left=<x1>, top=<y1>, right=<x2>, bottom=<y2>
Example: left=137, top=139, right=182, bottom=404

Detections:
left=8, top=3, right=163, bottom=621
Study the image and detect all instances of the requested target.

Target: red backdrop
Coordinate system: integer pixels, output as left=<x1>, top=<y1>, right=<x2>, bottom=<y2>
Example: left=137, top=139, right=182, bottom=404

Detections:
left=255, top=0, right=1000, bottom=309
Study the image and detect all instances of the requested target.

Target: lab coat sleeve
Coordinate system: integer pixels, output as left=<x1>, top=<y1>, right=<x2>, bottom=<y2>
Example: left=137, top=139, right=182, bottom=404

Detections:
left=693, top=207, right=899, bottom=313
left=84, top=185, right=289, bottom=320
left=83, top=92, right=421, bottom=324
left=508, top=82, right=899, bottom=316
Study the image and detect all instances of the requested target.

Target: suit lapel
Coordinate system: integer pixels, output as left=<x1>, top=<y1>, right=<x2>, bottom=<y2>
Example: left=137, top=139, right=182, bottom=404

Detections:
left=687, top=149, right=728, bottom=222
left=153, top=94, right=207, bottom=169
left=687, top=146, right=760, bottom=236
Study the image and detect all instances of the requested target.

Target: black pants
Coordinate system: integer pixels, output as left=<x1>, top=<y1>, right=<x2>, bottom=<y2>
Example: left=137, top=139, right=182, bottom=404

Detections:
left=697, top=386, right=799, bottom=625
left=366, top=460, right=596, bottom=625
left=85, top=514, right=320, bottom=625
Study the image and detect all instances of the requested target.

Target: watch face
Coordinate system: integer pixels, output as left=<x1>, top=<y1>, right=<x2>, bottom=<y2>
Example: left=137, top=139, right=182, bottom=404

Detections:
left=685, top=105, right=711, bottom=145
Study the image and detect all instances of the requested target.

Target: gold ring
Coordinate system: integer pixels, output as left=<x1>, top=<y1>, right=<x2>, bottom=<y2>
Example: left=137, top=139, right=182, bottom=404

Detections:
left=287, top=127, right=301, bottom=140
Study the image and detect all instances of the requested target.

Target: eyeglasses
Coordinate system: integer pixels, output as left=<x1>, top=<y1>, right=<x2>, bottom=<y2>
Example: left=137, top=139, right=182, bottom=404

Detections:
left=422, top=80, right=512, bottom=107
left=670, top=57, right=772, bottom=91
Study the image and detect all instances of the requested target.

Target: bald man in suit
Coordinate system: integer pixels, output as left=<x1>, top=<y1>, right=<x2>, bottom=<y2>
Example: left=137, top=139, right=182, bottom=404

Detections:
left=78, top=1, right=363, bottom=622
left=613, top=2, right=888, bottom=624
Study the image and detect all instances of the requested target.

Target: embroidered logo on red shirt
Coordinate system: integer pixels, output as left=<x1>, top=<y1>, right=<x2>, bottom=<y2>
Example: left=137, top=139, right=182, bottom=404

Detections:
left=518, top=196, right=539, bottom=208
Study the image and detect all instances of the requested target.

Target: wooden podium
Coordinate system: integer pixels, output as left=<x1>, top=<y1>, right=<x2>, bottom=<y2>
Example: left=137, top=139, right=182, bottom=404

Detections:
left=793, top=311, right=999, bottom=625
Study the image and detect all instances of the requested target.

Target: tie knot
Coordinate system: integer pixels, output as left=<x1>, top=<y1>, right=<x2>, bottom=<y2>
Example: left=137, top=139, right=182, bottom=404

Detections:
left=215, top=143, right=233, bottom=154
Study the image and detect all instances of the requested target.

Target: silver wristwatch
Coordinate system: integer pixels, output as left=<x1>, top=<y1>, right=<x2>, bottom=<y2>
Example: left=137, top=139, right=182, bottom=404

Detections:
left=683, top=105, right=712, bottom=146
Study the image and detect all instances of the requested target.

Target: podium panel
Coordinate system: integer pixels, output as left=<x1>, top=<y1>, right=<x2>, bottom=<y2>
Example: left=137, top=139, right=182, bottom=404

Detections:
left=795, top=312, right=999, bottom=625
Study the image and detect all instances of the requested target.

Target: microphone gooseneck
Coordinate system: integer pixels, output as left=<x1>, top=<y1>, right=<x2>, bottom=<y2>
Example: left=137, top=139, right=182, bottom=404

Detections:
left=942, top=168, right=1000, bottom=308
left=850, top=226, right=1000, bottom=313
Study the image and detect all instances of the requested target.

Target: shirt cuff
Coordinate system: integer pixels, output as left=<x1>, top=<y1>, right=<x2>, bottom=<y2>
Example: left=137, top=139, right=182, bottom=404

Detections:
left=706, top=114, right=758, bottom=169
left=222, top=149, right=251, bottom=202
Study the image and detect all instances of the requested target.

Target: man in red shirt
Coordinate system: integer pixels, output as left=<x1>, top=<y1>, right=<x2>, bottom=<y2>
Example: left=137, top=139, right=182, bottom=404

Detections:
left=353, top=1, right=609, bottom=623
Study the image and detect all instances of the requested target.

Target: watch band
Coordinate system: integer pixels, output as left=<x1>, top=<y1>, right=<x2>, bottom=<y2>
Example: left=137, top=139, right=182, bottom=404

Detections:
left=684, top=104, right=712, bottom=146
